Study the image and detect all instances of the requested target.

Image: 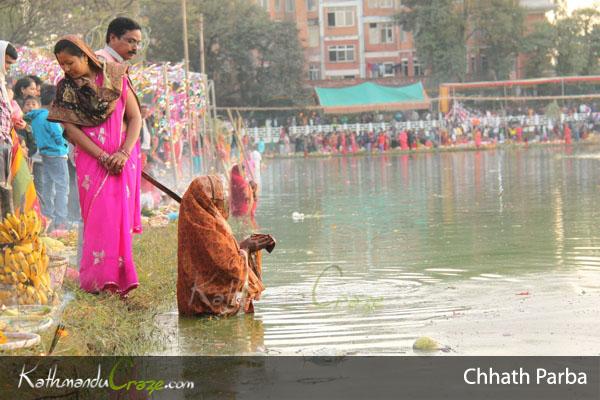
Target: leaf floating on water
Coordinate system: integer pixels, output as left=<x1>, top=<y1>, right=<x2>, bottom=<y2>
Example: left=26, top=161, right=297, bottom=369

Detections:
left=413, top=336, right=440, bottom=352
left=0, top=331, right=7, bottom=345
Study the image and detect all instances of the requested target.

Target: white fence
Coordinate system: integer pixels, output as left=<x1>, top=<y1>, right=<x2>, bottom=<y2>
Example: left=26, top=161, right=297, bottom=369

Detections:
left=241, top=113, right=598, bottom=143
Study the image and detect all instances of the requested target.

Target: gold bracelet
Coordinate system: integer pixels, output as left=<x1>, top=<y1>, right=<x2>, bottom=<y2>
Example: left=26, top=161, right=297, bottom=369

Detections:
left=119, top=148, right=130, bottom=158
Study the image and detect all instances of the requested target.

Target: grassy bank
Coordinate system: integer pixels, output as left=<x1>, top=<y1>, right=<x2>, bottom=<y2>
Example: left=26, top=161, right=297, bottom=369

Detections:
left=3, top=223, right=179, bottom=356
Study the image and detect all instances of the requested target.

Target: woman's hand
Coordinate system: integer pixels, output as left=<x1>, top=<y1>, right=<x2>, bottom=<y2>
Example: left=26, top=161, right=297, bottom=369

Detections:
left=239, top=234, right=276, bottom=253
left=105, top=151, right=128, bottom=175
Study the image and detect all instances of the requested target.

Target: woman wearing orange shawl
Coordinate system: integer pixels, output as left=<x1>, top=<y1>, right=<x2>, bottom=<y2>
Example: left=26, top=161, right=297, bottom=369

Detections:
left=177, top=175, right=274, bottom=316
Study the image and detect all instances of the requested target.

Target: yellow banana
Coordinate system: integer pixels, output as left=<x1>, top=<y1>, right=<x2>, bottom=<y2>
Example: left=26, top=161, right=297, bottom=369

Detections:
left=6, top=214, right=19, bottom=231
left=40, top=274, right=51, bottom=288
left=7, top=228, right=20, bottom=242
left=14, top=243, right=33, bottom=254
left=6, top=254, right=18, bottom=272
left=17, top=219, right=26, bottom=240
left=19, top=259, right=30, bottom=278
left=38, top=290, right=48, bottom=305
left=0, top=231, right=12, bottom=244
left=17, top=271, right=28, bottom=284
left=29, top=263, right=38, bottom=277
left=26, top=253, right=35, bottom=266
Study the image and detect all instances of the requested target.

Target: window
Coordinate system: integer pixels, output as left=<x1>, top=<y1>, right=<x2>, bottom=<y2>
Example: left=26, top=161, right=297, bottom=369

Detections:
left=481, top=55, right=488, bottom=73
left=308, top=25, right=319, bottom=47
left=285, top=0, right=295, bottom=12
left=470, top=56, right=476, bottom=74
left=380, top=23, right=394, bottom=43
left=384, top=62, right=395, bottom=77
left=306, top=0, right=317, bottom=11
left=275, top=0, right=281, bottom=11
left=369, top=0, right=394, bottom=8
left=327, top=8, right=354, bottom=27
left=401, top=59, right=409, bottom=76
left=369, top=23, right=393, bottom=44
left=309, top=64, right=320, bottom=81
left=414, top=58, right=423, bottom=76
left=328, top=45, right=355, bottom=62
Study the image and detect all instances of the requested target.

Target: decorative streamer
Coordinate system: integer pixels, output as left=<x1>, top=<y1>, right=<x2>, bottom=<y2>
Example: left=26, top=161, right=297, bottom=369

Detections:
left=12, top=45, right=207, bottom=138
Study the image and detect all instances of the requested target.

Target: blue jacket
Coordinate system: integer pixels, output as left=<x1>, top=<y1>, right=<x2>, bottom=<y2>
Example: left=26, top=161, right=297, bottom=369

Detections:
left=25, top=109, right=68, bottom=157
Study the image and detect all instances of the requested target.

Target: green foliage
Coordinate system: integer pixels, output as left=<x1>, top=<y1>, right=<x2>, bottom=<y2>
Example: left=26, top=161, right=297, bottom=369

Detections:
left=142, top=0, right=308, bottom=107
left=401, top=0, right=599, bottom=81
left=522, top=21, right=556, bottom=78
left=468, top=0, right=525, bottom=80
left=0, top=0, right=138, bottom=48
left=552, top=8, right=600, bottom=76
left=396, top=0, right=466, bottom=84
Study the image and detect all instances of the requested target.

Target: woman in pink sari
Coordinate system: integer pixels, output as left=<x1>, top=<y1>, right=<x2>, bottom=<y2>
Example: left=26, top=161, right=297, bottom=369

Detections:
left=48, top=36, right=142, bottom=296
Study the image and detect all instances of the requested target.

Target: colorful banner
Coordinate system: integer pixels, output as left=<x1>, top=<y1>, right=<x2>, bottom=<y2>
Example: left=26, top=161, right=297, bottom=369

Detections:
left=12, top=46, right=207, bottom=141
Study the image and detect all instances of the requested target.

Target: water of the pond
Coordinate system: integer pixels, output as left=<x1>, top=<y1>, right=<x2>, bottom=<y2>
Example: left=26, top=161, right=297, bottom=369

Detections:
left=160, top=146, right=600, bottom=355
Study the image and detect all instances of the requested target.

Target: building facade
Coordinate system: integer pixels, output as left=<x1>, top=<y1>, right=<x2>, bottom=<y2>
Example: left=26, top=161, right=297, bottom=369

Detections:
left=255, top=0, right=557, bottom=86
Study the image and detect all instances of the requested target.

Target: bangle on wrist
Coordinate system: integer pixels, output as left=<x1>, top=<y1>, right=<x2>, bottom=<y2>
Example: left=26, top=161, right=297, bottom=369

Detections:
left=119, top=148, right=130, bottom=158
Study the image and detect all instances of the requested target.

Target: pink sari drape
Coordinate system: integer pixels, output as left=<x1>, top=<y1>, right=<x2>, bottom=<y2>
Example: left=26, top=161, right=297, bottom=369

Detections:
left=76, top=75, right=142, bottom=295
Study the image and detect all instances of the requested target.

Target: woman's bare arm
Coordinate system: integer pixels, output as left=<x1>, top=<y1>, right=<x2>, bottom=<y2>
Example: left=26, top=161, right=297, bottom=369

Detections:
left=63, top=122, right=106, bottom=160
left=105, top=87, right=142, bottom=173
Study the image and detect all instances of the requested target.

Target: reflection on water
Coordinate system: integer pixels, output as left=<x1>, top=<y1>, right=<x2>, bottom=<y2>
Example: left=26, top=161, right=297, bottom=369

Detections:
left=164, top=146, right=600, bottom=355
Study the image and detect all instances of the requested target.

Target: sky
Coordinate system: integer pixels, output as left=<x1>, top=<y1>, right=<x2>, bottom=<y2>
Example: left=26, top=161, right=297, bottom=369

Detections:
left=568, top=0, right=599, bottom=12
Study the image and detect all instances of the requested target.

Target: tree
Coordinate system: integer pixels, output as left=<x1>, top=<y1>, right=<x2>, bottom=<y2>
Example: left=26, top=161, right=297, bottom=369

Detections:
left=395, top=0, right=466, bottom=84
left=522, top=21, right=556, bottom=78
left=143, top=0, right=308, bottom=107
left=571, top=8, right=600, bottom=75
left=555, top=11, right=591, bottom=75
left=0, top=0, right=139, bottom=48
left=523, top=7, right=600, bottom=77
left=467, top=0, right=525, bottom=80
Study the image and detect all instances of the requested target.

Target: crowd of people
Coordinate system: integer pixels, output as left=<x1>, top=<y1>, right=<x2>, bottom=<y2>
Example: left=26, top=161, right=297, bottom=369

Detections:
left=253, top=106, right=599, bottom=156
left=1, top=17, right=273, bottom=316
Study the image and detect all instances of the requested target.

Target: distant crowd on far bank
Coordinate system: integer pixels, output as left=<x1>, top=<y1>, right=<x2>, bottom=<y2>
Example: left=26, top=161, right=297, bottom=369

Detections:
left=235, top=105, right=599, bottom=158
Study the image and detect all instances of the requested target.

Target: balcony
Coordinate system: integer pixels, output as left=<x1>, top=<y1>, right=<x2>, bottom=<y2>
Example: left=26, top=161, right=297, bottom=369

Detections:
left=519, top=0, right=557, bottom=12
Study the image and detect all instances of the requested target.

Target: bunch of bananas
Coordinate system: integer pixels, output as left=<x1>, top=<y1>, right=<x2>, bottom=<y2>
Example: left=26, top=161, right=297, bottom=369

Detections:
left=0, top=211, right=54, bottom=306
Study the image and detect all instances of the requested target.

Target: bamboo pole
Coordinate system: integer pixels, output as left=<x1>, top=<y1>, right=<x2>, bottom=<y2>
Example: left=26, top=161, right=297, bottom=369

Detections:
left=236, top=110, right=256, bottom=182
left=227, top=109, right=255, bottom=182
left=181, top=0, right=192, bottom=180
left=199, top=14, right=207, bottom=174
left=163, top=64, right=179, bottom=184
left=199, top=14, right=206, bottom=77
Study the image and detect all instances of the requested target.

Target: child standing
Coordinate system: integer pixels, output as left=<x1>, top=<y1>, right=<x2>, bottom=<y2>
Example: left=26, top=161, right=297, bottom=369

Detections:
left=26, top=85, right=69, bottom=230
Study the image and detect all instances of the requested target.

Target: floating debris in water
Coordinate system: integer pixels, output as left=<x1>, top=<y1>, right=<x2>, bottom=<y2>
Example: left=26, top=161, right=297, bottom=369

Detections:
left=292, top=212, right=305, bottom=221
left=412, top=336, right=452, bottom=353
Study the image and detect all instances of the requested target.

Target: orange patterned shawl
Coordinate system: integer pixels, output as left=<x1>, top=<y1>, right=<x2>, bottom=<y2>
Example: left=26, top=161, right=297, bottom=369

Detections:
left=177, top=175, right=263, bottom=316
